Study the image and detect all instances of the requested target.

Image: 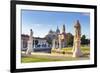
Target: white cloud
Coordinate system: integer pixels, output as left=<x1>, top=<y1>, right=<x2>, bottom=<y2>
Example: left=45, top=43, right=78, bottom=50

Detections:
left=81, top=13, right=90, bottom=16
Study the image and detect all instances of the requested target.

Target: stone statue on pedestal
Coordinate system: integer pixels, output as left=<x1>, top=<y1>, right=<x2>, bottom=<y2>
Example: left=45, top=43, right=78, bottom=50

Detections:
left=72, top=20, right=83, bottom=57
left=26, top=29, right=33, bottom=55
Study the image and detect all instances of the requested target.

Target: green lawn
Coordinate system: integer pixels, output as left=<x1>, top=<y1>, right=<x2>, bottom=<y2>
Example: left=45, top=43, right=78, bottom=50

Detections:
left=21, top=46, right=90, bottom=63
left=21, top=56, right=63, bottom=63
left=62, top=46, right=90, bottom=54
left=62, top=46, right=90, bottom=51
left=21, top=55, right=89, bottom=63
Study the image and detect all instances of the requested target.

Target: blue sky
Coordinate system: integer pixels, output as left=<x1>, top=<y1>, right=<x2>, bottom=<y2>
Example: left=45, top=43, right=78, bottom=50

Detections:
left=21, top=10, right=90, bottom=38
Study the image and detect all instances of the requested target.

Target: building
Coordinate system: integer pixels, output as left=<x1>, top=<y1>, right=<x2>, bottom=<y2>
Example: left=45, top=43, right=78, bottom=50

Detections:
left=21, top=34, right=50, bottom=51
left=52, top=24, right=67, bottom=49
left=21, top=24, right=67, bottom=52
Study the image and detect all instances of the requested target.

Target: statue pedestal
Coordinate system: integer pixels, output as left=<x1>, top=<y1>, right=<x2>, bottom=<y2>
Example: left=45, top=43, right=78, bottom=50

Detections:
left=73, top=48, right=83, bottom=57
left=72, top=40, right=83, bottom=57
left=26, top=40, right=33, bottom=55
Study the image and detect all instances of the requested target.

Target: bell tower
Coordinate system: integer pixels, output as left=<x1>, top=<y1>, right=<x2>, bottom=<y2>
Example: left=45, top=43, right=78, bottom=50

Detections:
left=62, top=24, right=65, bottom=33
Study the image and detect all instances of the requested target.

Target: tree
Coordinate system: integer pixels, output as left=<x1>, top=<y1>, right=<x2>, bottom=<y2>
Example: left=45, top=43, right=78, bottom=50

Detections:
left=81, top=35, right=86, bottom=45
left=66, top=33, right=74, bottom=46
left=45, top=34, right=56, bottom=45
left=81, top=35, right=90, bottom=45
left=46, top=37, right=52, bottom=45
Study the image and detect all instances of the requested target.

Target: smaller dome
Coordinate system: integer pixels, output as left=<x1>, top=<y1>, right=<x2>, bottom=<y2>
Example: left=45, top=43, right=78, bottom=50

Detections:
left=49, top=29, right=53, bottom=33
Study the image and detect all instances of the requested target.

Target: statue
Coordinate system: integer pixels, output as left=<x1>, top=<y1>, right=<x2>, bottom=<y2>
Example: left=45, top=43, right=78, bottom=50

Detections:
left=72, top=20, right=83, bottom=57
left=26, top=29, right=33, bottom=55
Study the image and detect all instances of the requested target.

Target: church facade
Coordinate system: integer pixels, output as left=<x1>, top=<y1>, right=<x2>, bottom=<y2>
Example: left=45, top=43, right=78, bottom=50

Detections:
left=52, top=24, right=67, bottom=49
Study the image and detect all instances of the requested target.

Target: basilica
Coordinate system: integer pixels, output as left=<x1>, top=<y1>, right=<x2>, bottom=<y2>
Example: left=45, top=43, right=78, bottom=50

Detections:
left=48, top=24, right=67, bottom=49
left=21, top=24, right=67, bottom=52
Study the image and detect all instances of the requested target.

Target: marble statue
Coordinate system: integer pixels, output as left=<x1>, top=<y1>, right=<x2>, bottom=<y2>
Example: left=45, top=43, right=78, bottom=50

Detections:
left=72, top=20, right=83, bottom=57
left=26, top=29, right=33, bottom=55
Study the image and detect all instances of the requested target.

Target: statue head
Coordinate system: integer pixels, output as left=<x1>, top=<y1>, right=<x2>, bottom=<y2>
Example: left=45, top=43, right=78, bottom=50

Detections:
left=74, top=20, right=81, bottom=29
left=74, top=20, right=81, bottom=37
left=30, top=29, right=33, bottom=36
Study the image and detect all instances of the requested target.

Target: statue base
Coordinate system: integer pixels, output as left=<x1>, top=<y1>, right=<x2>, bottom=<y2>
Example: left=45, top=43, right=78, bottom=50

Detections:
left=72, top=48, right=83, bottom=57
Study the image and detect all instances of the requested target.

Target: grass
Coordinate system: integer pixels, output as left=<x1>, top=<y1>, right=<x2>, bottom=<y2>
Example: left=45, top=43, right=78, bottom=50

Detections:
left=52, top=46, right=90, bottom=56
left=62, top=46, right=90, bottom=54
left=62, top=46, right=90, bottom=51
left=21, top=46, right=90, bottom=63
left=21, top=55, right=89, bottom=63
left=22, top=56, right=62, bottom=63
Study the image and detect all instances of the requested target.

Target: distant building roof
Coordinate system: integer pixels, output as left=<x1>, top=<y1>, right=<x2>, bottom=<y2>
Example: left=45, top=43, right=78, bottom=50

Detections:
left=21, top=34, right=29, bottom=37
left=34, top=37, right=46, bottom=40
left=49, top=29, right=54, bottom=34
left=21, top=34, right=46, bottom=40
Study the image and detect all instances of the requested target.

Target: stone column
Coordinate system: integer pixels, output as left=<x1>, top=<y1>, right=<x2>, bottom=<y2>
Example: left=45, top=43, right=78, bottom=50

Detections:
left=52, top=39, right=56, bottom=49
left=26, top=29, right=33, bottom=55
left=62, top=41, right=65, bottom=48
left=72, top=20, right=83, bottom=57
left=58, top=38, right=62, bottom=49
